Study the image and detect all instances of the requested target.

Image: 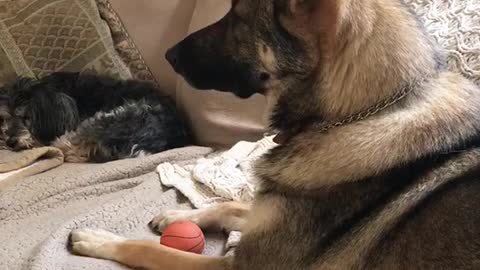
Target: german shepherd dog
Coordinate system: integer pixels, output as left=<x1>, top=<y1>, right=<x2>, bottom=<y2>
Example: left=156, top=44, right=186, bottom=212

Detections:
left=69, top=0, right=480, bottom=269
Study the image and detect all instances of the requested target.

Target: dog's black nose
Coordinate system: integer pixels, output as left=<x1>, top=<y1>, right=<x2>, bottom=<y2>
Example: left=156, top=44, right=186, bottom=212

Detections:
left=165, top=46, right=180, bottom=72
left=6, top=138, right=16, bottom=148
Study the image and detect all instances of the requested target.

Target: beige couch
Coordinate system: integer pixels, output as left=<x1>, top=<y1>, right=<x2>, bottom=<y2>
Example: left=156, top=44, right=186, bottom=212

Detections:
left=110, top=0, right=267, bottom=148
left=1, top=1, right=479, bottom=269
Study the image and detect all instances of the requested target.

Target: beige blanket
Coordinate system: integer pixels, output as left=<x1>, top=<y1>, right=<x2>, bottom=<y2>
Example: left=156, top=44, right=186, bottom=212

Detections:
left=0, top=146, right=226, bottom=270
left=0, top=148, right=64, bottom=190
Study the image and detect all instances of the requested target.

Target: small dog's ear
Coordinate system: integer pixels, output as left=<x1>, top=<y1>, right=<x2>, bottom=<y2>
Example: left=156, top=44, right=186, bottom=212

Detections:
left=8, top=77, right=37, bottom=94
left=30, top=90, right=79, bottom=144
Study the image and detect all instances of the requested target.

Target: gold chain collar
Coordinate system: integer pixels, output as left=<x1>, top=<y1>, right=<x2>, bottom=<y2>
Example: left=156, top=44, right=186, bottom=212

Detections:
left=313, top=80, right=422, bottom=132
left=271, top=79, right=425, bottom=143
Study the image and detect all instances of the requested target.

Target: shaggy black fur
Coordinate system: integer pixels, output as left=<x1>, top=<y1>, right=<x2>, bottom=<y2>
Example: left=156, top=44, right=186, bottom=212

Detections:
left=0, top=72, right=192, bottom=162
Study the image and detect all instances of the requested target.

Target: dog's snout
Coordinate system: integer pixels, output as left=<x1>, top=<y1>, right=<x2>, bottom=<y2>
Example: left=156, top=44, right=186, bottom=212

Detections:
left=165, top=46, right=180, bottom=72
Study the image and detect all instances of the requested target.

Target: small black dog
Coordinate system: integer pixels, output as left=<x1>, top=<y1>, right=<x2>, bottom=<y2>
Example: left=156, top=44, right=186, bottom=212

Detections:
left=0, top=72, right=191, bottom=162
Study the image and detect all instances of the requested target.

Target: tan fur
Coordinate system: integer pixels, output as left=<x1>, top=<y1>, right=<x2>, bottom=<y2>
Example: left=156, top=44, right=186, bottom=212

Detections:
left=257, top=42, right=284, bottom=122
left=257, top=43, right=277, bottom=74
left=241, top=196, right=283, bottom=235
left=71, top=229, right=231, bottom=270
left=263, top=87, right=282, bottom=127
left=52, top=132, right=109, bottom=163
left=14, top=130, right=36, bottom=149
left=113, top=240, right=229, bottom=270
left=311, top=149, right=480, bottom=269
left=149, top=202, right=250, bottom=233
left=257, top=72, right=480, bottom=189
left=285, top=0, right=439, bottom=120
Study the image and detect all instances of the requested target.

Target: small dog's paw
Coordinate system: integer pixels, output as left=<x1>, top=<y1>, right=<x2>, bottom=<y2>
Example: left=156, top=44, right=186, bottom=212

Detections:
left=52, top=136, right=91, bottom=163
left=70, top=228, right=126, bottom=259
left=148, top=209, right=202, bottom=233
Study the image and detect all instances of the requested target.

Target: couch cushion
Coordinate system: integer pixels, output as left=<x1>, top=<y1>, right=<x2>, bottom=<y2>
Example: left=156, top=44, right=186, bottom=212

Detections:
left=0, top=0, right=132, bottom=84
left=107, top=0, right=196, bottom=97
left=96, top=0, right=158, bottom=84
left=177, top=0, right=266, bottom=148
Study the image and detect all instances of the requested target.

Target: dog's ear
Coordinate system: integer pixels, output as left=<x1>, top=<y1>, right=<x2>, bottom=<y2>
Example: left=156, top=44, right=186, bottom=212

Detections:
left=280, top=0, right=339, bottom=32
left=284, top=0, right=315, bottom=15
left=29, top=89, right=79, bottom=144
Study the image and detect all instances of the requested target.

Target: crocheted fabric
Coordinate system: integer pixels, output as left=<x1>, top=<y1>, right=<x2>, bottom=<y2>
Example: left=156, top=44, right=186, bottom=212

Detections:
left=157, top=136, right=276, bottom=209
left=405, top=0, right=480, bottom=84
left=157, top=136, right=277, bottom=253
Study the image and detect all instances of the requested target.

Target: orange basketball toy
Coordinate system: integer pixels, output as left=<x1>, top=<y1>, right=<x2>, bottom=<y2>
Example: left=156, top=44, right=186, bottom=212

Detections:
left=160, top=221, right=205, bottom=254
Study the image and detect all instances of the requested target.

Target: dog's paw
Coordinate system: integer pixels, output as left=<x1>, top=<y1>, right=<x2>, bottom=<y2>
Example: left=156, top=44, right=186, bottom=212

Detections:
left=148, top=209, right=202, bottom=233
left=70, top=228, right=126, bottom=260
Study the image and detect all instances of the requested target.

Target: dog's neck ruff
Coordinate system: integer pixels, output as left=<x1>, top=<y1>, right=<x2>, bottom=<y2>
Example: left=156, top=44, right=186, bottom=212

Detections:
left=272, top=79, right=426, bottom=145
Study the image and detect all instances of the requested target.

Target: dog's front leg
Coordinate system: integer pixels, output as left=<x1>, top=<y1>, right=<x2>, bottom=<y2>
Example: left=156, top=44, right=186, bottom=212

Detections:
left=149, top=202, right=251, bottom=234
left=70, top=229, right=230, bottom=270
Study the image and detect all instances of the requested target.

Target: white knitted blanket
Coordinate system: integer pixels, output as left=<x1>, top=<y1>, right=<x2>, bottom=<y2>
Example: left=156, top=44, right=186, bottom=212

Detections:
left=157, top=0, right=480, bottom=255
left=157, top=136, right=277, bottom=253
left=405, top=0, right=480, bottom=84
left=158, top=136, right=276, bottom=208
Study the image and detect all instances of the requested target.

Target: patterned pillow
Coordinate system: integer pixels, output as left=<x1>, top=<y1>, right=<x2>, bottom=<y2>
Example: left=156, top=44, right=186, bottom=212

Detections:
left=0, top=0, right=132, bottom=84
left=95, top=0, right=157, bottom=83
